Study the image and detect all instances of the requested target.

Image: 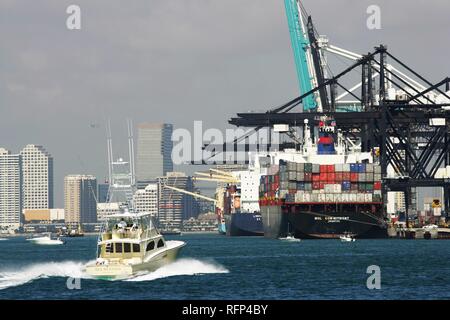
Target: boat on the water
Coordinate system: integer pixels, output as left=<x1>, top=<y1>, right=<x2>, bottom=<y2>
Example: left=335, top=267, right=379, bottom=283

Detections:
left=279, top=235, right=301, bottom=242
left=0, top=238, right=8, bottom=241
left=340, top=233, right=356, bottom=242
left=26, top=233, right=65, bottom=245
left=85, top=210, right=185, bottom=280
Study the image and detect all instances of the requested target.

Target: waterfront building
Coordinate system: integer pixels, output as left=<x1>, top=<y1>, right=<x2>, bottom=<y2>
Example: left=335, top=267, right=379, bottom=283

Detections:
left=64, top=175, right=97, bottom=225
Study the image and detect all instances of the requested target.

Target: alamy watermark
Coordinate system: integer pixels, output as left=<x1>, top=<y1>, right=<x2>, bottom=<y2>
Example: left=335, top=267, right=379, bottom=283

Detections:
left=66, top=277, right=81, bottom=290
left=171, top=121, right=282, bottom=165
left=366, top=5, right=381, bottom=30
left=366, top=265, right=381, bottom=290
left=66, top=5, right=81, bottom=30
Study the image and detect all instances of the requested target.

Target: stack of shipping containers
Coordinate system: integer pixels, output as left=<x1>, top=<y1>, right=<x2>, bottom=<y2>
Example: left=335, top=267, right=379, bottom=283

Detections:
left=259, top=161, right=382, bottom=206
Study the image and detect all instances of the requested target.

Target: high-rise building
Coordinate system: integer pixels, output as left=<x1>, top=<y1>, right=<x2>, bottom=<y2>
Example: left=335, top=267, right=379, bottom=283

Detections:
left=96, top=202, right=121, bottom=222
left=20, top=144, right=53, bottom=210
left=136, top=123, right=173, bottom=186
left=157, top=172, right=199, bottom=230
left=97, top=182, right=110, bottom=203
left=133, top=183, right=158, bottom=216
left=0, top=148, right=22, bottom=230
left=64, top=175, right=97, bottom=225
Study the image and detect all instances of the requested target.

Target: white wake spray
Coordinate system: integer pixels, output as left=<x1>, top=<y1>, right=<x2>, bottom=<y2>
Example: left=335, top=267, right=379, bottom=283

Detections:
left=0, top=258, right=228, bottom=289
left=127, top=258, right=229, bottom=282
left=0, top=261, right=90, bottom=290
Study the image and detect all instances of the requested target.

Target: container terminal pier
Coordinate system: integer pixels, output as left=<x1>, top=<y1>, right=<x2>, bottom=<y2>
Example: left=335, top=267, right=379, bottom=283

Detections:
left=200, top=2, right=450, bottom=240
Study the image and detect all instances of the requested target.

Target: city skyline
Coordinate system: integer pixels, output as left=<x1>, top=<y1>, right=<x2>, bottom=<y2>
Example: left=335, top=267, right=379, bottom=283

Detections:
left=2, top=1, right=449, bottom=207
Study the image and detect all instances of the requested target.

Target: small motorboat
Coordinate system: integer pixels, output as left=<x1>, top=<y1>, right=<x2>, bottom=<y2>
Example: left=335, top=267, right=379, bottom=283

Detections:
left=27, top=233, right=65, bottom=245
left=279, top=234, right=301, bottom=242
left=340, top=234, right=356, bottom=242
left=0, top=238, right=8, bottom=241
left=85, top=210, right=185, bottom=280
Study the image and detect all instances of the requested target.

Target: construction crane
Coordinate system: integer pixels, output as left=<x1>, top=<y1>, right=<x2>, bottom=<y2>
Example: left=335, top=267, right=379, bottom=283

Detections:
left=163, top=185, right=217, bottom=204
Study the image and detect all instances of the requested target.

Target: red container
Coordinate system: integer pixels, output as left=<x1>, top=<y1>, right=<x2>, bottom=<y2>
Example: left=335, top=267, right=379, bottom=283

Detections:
left=343, top=172, right=351, bottom=181
left=319, top=182, right=326, bottom=189
left=274, top=175, right=279, bottom=183
left=374, top=181, right=382, bottom=190
left=304, top=173, right=312, bottom=181
left=327, top=165, right=335, bottom=173
left=350, top=172, right=359, bottom=182
left=335, top=173, right=343, bottom=182
left=327, top=173, right=336, bottom=181
left=320, top=173, right=327, bottom=181
left=312, top=174, right=320, bottom=182
left=288, top=189, right=296, bottom=194
left=320, top=165, right=328, bottom=173
left=351, top=183, right=358, bottom=191
left=313, top=182, right=321, bottom=190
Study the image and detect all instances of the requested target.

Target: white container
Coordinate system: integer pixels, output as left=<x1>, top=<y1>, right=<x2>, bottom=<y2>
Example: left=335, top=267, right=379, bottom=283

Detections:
left=342, top=164, right=351, bottom=172
left=364, top=194, right=373, bottom=202
left=318, top=194, right=327, bottom=202
left=341, top=194, right=349, bottom=203
left=324, top=184, right=334, bottom=193
left=325, top=194, right=334, bottom=202
left=303, top=193, right=311, bottom=202
left=333, top=184, right=342, bottom=194
left=357, top=193, right=366, bottom=202
left=335, top=164, right=343, bottom=172
left=349, top=194, right=357, bottom=202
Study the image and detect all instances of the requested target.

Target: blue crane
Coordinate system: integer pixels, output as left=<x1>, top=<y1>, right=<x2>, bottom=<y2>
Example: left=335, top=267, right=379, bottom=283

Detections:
left=284, top=0, right=317, bottom=111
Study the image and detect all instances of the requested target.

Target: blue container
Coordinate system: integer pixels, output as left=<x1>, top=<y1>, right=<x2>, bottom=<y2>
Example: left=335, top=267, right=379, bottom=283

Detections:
left=342, top=181, right=351, bottom=191
left=350, top=164, right=358, bottom=173
left=297, top=182, right=305, bottom=190
left=357, top=163, right=366, bottom=173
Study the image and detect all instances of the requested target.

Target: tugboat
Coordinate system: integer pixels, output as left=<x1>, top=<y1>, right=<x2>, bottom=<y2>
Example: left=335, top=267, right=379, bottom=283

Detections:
left=85, top=209, right=185, bottom=280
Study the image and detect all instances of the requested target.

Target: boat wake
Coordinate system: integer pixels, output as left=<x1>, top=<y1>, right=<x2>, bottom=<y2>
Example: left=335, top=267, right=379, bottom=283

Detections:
left=127, top=258, right=229, bottom=282
left=0, top=258, right=228, bottom=289
left=0, top=261, right=90, bottom=290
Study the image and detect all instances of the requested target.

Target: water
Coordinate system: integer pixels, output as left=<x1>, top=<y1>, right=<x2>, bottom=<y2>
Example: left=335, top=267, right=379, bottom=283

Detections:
left=0, top=234, right=449, bottom=299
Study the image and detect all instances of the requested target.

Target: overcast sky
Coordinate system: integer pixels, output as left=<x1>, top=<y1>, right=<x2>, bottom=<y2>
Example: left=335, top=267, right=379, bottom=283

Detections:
left=1, top=0, right=449, bottom=206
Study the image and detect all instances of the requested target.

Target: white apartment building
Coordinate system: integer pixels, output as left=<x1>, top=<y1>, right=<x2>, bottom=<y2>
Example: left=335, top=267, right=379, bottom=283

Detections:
left=96, top=202, right=122, bottom=222
left=20, top=144, right=53, bottom=210
left=0, top=148, right=22, bottom=231
left=133, top=183, right=158, bottom=215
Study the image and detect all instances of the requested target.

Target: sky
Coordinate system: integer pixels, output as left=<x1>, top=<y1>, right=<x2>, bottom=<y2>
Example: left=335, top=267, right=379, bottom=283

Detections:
left=1, top=0, right=449, bottom=206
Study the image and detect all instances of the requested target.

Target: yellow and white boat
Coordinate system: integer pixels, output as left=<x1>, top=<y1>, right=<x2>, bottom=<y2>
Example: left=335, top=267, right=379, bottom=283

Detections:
left=85, top=210, right=185, bottom=280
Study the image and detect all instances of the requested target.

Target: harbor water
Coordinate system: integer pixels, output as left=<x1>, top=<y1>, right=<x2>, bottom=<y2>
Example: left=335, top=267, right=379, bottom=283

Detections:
left=0, top=234, right=449, bottom=300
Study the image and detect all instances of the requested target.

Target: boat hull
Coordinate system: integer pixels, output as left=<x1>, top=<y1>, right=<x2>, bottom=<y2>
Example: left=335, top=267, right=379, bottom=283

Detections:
left=260, top=205, right=288, bottom=239
left=85, top=241, right=185, bottom=280
left=286, top=204, right=387, bottom=239
left=260, top=203, right=387, bottom=239
left=225, top=212, right=264, bottom=236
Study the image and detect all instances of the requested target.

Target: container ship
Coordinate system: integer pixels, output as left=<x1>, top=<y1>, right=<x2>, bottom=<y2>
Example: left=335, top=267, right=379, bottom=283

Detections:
left=257, top=117, right=388, bottom=239
left=221, top=184, right=263, bottom=237
left=208, top=167, right=264, bottom=237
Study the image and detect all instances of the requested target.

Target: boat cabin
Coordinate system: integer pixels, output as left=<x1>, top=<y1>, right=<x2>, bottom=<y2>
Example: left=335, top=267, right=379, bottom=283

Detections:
left=96, top=212, right=166, bottom=261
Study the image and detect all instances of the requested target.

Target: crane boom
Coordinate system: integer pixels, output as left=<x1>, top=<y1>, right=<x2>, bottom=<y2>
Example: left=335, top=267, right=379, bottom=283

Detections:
left=284, top=0, right=316, bottom=111
left=163, top=185, right=217, bottom=204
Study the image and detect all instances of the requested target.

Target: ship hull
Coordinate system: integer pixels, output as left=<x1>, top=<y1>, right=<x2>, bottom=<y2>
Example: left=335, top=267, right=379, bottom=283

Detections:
left=225, top=212, right=264, bottom=236
left=260, top=205, right=288, bottom=239
left=286, top=203, right=387, bottom=239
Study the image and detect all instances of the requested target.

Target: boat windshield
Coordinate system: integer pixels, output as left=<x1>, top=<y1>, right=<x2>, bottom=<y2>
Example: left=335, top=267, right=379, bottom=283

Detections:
left=105, top=214, right=155, bottom=233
